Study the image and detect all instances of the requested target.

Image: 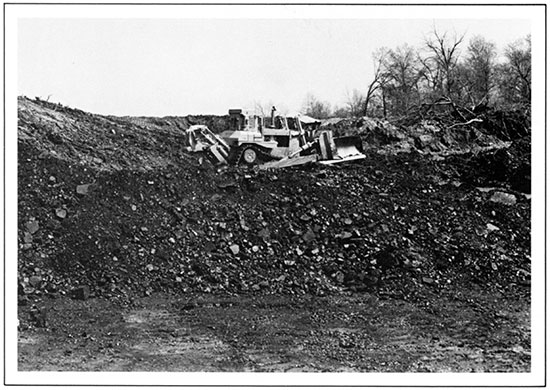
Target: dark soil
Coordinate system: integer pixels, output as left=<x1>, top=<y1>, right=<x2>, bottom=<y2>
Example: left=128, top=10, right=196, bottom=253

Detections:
left=17, top=96, right=531, bottom=373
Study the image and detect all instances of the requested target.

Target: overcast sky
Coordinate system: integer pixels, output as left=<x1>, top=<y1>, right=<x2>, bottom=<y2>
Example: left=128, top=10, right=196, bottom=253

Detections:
left=18, top=13, right=532, bottom=116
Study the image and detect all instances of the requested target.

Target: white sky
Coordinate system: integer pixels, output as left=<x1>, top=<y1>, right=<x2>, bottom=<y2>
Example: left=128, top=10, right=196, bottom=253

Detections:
left=17, top=10, right=532, bottom=116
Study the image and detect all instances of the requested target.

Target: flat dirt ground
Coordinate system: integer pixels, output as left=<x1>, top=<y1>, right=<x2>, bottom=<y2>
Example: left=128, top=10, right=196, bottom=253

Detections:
left=18, top=286, right=530, bottom=373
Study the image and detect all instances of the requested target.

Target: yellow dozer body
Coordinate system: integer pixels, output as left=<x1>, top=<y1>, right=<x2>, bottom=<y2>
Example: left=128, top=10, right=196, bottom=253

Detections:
left=186, top=108, right=365, bottom=168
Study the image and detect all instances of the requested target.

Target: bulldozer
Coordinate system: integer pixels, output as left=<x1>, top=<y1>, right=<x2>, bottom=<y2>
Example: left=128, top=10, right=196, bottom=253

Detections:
left=186, top=107, right=365, bottom=169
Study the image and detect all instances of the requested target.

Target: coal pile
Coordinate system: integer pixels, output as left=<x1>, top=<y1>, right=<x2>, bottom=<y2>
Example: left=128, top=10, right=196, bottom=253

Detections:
left=17, top=97, right=531, bottom=304
left=447, top=136, right=531, bottom=193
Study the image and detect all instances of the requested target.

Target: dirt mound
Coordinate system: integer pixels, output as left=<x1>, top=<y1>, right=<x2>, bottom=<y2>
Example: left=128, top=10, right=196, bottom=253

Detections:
left=18, top=97, right=195, bottom=171
left=329, top=106, right=530, bottom=157
left=477, top=108, right=531, bottom=141
left=18, top=98, right=531, bottom=305
left=446, top=136, right=531, bottom=193
left=323, top=108, right=530, bottom=194
left=121, top=114, right=229, bottom=134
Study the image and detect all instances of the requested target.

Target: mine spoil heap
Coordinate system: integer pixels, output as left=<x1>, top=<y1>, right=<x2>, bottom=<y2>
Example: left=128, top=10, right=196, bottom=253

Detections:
left=18, top=96, right=531, bottom=304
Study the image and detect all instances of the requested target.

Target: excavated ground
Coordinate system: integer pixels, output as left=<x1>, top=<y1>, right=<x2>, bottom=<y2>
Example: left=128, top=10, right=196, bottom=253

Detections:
left=16, top=97, right=531, bottom=374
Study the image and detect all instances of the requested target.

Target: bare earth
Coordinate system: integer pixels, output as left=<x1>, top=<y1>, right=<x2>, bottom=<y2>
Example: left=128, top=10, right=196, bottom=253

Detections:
left=19, top=287, right=530, bottom=373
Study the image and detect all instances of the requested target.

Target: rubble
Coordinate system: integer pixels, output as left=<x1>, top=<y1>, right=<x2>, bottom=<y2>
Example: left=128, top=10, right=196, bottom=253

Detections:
left=490, top=192, right=518, bottom=206
left=487, top=223, right=500, bottom=232
left=55, top=208, right=67, bottom=219
left=76, top=184, right=93, bottom=196
left=229, top=244, right=240, bottom=255
left=29, top=275, right=42, bottom=287
left=26, top=220, right=39, bottom=234
left=17, top=96, right=531, bottom=303
left=23, top=232, right=33, bottom=244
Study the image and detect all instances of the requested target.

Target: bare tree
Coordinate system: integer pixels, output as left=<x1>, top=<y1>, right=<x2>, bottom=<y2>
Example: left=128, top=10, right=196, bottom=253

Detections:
left=332, top=105, right=350, bottom=118
left=302, top=93, right=332, bottom=119
left=502, top=35, right=531, bottom=105
left=363, top=48, right=389, bottom=116
left=424, top=28, right=465, bottom=98
left=253, top=101, right=268, bottom=117
left=251, top=100, right=290, bottom=117
left=366, top=30, right=529, bottom=112
left=381, top=44, right=423, bottom=114
left=464, top=36, right=496, bottom=105
left=345, top=89, right=365, bottom=117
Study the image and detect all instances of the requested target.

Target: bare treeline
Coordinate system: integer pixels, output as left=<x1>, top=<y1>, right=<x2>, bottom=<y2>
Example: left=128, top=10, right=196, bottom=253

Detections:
left=302, top=29, right=531, bottom=119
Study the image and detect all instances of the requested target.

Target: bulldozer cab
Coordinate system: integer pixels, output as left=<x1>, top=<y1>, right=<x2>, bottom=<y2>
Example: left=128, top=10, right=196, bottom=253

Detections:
left=286, top=117, right=303, bottom=132
left=228, top=109, right=262, bottom=132
left=264, top=114, right=301, bottom=132
left=228, top=108, right=303, bottom=134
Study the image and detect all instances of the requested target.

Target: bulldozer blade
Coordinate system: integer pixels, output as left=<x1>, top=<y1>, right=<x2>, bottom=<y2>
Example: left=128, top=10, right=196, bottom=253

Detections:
left=318, top=153, right=366, bottom=165
left=334, top=136, right=365, bottom=158
left=259, top=154, right=318, bottom=170
left=318, top=132, right=365, bottom=164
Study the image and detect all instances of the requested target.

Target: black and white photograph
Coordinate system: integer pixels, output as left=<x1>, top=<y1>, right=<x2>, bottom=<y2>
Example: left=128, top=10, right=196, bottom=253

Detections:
left=4, top=2, right=545, bottom=387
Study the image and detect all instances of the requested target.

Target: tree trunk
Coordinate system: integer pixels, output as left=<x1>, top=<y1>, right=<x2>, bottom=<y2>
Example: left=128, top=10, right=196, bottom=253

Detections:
left=363, top=95, right=371, bottom=117
left=363, top=82, right=379, bottom=117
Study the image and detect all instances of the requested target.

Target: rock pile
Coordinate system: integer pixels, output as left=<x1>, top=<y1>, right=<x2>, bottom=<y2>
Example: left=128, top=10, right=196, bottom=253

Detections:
left=17, top=97, right=531, bottom=303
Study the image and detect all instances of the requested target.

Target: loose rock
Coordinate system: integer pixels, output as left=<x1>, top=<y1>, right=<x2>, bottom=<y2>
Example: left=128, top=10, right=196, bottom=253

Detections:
left=29, top=275, right=42, bottom=287
left=229, top=244, right=240, bottom=255
left=487, top=223, right=500, bottom=232
left=422, top=277, right=435, bottom=285
left=76, top=183, right=92, bottom=196
left=490, top=191, right=517, bottom=206
left=55, top=208, right=67, bottom=219
left=23, top=232, right=33, bottom=244
left=71, top=286, right=90, bottom=300
left=26, top=220, right=39, bottom=234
